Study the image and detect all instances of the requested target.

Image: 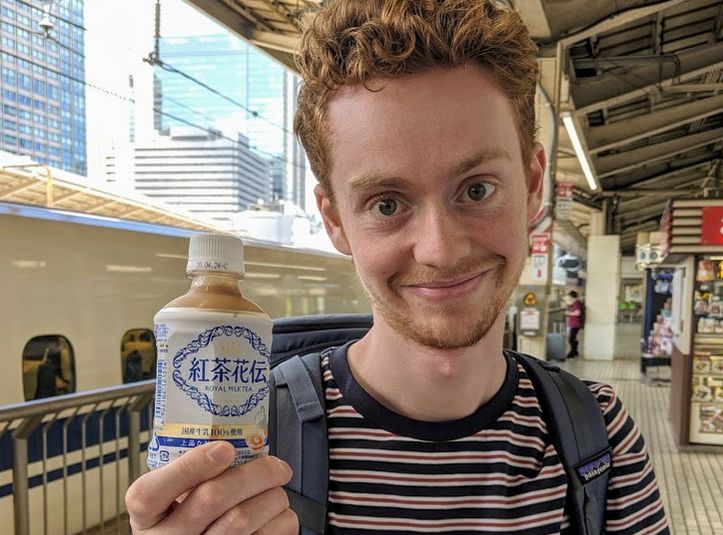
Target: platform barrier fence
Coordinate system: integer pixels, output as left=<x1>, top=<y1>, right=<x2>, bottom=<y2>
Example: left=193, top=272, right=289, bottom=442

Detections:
left=0, top=380, right=155, bottom=535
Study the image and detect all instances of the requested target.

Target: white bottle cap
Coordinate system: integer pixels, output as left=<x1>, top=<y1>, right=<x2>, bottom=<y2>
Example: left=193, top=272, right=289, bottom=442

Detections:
left=186, top=233, right=245, bottom=276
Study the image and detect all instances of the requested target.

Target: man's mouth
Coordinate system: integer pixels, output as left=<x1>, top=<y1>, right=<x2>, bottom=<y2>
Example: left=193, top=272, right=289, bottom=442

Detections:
left=400, top=269, right=494, bottom=302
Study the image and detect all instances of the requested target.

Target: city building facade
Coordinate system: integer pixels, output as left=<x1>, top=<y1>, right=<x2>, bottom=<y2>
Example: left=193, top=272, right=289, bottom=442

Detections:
left=0, top=0, right=86, bottom=174
left=128, top=127, right=270, bottom=225
left=153, top=33, right=306, bottom=209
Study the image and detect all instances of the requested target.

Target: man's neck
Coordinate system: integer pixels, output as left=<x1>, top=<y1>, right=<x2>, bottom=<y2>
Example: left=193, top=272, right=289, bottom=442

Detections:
left=346, top=315, right=508, bottom=422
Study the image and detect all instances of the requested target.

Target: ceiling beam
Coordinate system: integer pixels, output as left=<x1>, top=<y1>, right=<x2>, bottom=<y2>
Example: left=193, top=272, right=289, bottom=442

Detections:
left=185, top=0, right=299, bottom=69
left=596, top=127, right=723, bottom=178
left=556, top=0, right=689, bottom=48
left=662, top=83, right=723, bottom=93
left=573, top=44, right=723, bottom=115
left=602, top=155, right=718, bottom=190
left=597, top=188, right=702, bottom=197
left=587, top=94, right=723, bottom=154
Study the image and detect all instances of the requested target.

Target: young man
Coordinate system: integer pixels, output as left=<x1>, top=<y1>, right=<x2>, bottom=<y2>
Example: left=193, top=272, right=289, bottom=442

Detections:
left=125, top=1, right=668, bottom=533
left=565, top=291, right=583, bottom=359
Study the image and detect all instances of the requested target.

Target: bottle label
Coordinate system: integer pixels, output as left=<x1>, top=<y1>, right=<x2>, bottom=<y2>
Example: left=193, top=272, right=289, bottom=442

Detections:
left=148, top=308, right=272, bottom=469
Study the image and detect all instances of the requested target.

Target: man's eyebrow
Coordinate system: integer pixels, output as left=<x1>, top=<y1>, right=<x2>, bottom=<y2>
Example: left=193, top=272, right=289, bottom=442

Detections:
left=453, top=148, right=512, bottom=176
left=348, top=148, right=512, bottom=194
left=349, top=174, right=411, bottom=194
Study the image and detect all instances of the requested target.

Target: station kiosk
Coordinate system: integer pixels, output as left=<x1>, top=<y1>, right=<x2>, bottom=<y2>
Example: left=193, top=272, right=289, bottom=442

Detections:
left=661, top=199, right=723, bottom=446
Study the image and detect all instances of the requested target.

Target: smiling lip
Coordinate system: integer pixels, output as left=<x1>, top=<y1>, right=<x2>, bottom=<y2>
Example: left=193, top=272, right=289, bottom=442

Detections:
left=402, top=270, right=491, bottom=301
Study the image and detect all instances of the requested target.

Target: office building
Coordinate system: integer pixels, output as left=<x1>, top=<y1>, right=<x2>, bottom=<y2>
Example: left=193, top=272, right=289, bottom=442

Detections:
left=130, top=127, right=270, bottom=225
left=0, top=0, right=86, bottom=174
left=153, top=34, right=306, bottom=209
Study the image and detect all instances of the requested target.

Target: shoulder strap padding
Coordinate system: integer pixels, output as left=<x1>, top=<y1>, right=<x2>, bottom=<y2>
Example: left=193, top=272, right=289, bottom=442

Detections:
left=513, top=352, right=610, bottom=535
left=271, top=314, right=372, bottom=366
left=271, top=351, right=328, bottom=534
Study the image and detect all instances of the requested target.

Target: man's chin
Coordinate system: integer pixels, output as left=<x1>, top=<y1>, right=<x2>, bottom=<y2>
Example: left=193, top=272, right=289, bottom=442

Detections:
left=381, top=310, right=500, bottom=350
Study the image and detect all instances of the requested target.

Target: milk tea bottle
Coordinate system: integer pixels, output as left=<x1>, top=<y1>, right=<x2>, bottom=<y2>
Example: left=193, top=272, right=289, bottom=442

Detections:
left=147, top=233, right=273, bottom=469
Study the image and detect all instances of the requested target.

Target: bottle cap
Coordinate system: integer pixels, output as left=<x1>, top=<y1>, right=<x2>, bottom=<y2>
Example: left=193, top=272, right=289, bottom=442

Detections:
left=187, top=233, right=245, bottom=276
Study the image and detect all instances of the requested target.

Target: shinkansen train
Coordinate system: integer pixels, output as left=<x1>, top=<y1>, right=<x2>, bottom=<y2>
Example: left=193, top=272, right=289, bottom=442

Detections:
left=0, top=202, right=369, bottom=406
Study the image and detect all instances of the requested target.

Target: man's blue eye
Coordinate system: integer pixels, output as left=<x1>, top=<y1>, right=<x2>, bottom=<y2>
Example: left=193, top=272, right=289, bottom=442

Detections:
left=377, top=199, right=397, bottom=216
left=467, top=183, right=492, bottom=201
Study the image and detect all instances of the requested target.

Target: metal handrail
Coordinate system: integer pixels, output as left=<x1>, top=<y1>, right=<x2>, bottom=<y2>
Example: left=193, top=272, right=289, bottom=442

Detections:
left=0, top=380, right=154, bottom=423
left=0, top=380, right=155, bottom=535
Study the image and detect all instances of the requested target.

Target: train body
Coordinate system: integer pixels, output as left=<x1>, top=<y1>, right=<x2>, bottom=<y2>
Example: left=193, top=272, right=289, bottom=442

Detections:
left=1, top=202, right=369, bottom=405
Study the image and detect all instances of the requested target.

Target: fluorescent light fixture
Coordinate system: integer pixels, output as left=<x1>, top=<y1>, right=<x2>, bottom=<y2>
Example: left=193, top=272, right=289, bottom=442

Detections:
left=562, top=111, right=599, bottom=192
left=297, top=275, right=328, bottom=282
left=155, top=253, right=187, bottom=260
left=11, top=260, right=46, bottom=269
left=106, top=264, right=153, bottom=273
left=244, top=260, right=326, bottom=272
left=245, top=273, right=281, bottom=279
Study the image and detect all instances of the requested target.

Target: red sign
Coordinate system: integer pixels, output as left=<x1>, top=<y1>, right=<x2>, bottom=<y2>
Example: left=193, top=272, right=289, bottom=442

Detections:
left=556, top=182, right=574, bottom=199
left=531, top=233, right=550, bottom=254
left=700, top=206, right=723, bottom=245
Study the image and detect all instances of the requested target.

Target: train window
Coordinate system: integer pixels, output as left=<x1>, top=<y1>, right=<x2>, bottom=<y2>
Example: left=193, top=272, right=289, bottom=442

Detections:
left=22, top=335, right=76, bottom=401
left=121, top=329, right=157, bottom=383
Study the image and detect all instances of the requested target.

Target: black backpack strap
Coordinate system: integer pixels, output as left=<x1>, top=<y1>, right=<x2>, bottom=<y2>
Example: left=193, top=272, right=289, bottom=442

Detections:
left=270, top=351, right=328, bottom=534
left=513, top=353, right=611, bottom=535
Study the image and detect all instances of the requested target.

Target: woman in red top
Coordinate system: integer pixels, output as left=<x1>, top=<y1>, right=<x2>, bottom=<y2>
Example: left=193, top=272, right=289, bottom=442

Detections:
left=565, top=290, right=583, bottom=359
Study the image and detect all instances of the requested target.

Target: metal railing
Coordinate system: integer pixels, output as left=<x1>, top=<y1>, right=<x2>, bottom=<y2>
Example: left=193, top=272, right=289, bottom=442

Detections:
left=0, top=380, right=155, bottom=535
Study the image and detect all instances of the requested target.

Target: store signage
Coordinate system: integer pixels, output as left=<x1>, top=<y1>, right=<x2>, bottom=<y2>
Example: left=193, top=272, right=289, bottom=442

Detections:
left=700, top=207, right=723, bottom=245
left=531, top=234, right=550, bottom=254
left=530, top=253, right=548, bottom=283
left=520, top=307, right=541, bottom=332
left=555, top=182, right=574, bottom=220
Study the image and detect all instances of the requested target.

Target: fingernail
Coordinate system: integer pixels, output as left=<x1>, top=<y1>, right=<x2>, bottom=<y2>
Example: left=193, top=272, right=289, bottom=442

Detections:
left=207, top=442, right=234, bottom=465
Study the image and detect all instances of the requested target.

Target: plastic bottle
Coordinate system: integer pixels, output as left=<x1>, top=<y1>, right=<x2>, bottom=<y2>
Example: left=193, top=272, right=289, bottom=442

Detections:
left=147, top=233, right=273, bottom=469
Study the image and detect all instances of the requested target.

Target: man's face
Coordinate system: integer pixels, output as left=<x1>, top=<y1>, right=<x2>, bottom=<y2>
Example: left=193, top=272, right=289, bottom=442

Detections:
left=317, top=66, right=544, bottom=349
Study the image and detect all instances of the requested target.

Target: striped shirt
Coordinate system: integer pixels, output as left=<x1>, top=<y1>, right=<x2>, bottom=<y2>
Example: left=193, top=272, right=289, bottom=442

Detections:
left=323, top=343, right=669, bottom=534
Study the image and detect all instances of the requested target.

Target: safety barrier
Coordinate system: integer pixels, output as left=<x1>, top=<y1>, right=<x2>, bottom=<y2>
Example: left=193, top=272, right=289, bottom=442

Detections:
left=0, top=380, right=154, bottom=535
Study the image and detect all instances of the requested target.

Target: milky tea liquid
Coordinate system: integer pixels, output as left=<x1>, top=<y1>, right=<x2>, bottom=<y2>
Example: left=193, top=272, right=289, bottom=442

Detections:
left=147, top=234, right=273, bottom=469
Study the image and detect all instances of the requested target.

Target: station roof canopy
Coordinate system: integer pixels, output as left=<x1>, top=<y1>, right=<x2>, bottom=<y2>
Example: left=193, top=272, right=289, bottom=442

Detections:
left=0, top=154, right=221, bottom=232
left=189, top=0, right=723, bottom=254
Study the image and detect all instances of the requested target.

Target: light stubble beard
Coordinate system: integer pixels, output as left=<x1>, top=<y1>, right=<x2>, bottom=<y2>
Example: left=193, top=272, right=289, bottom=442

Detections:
left=365, top=254, right=525, bottom=350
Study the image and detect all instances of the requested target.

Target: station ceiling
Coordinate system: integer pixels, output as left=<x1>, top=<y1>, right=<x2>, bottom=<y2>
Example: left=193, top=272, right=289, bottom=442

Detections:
left=188, top=0, right=723, bottom=254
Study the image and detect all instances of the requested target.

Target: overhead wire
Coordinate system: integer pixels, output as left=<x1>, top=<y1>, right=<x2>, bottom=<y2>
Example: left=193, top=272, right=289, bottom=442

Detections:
left=10, top=0, right=298, bottom=142
left=0, top=48, right=307, bottom=171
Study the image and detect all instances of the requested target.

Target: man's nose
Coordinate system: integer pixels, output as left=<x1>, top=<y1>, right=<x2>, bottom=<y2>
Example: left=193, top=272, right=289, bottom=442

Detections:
left=411, top=205, right=472, bottom=269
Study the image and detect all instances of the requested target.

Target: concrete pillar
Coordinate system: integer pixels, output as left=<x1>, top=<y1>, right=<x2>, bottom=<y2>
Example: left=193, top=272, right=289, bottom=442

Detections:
left=589, top=211, right=605, bottom=237
left=584, top=234, right=621, bottom=360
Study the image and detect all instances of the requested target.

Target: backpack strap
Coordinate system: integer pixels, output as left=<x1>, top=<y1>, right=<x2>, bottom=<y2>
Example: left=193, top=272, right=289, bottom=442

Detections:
left=270, top=351, right=328, bottom=535
left=513, top=352, right=611, bottom=535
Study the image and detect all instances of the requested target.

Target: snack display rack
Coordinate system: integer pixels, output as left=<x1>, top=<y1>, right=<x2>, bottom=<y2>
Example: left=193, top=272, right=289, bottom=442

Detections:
left=690, top=257, right=723, bottom=445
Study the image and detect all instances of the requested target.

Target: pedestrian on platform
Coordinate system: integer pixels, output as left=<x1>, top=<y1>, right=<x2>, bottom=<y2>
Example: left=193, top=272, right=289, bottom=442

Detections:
left=565, top=290, right=583, bottom=359
left=126, top=1, right=669, bottom=533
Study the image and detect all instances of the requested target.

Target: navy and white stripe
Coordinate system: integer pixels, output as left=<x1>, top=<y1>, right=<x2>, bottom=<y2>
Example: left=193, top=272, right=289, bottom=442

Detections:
left=322, top=344, right=668, bottom=534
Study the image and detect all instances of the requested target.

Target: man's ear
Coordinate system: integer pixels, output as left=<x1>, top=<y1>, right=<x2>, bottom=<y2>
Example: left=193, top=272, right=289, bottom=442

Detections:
left=526, top=142, right=546, bottom=224
left=315, top=184, right=352, bottom=255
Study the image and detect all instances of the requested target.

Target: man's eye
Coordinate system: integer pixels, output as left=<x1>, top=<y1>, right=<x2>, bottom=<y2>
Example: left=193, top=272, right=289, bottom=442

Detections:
left=466, top=183, right=495, bottom=201
left=376, top=199, right=398, bottom=216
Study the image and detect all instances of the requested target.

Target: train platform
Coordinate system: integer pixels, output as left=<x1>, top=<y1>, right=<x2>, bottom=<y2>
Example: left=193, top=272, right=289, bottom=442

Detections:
left=560, top=325, right=723, bottom=534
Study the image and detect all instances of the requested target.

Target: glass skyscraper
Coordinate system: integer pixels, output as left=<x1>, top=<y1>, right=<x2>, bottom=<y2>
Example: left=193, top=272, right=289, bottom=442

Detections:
left=154, top=34, right=306, bottom=209
left=0, top=0, right=86, bottom=175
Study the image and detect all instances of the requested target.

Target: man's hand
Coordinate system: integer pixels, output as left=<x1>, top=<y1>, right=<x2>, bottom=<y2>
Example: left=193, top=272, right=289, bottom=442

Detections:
left=126, top=441, right=298, bottom=534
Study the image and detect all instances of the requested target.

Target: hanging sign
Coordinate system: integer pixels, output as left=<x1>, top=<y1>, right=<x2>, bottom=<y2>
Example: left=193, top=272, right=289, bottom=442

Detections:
left=555, top=182, right=574, bottom=220
left=700, top=207, right=723, bottom=245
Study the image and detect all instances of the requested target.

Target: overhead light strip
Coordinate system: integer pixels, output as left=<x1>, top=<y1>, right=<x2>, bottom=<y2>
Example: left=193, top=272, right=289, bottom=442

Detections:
left=562, top=112, right=599, bottom=192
